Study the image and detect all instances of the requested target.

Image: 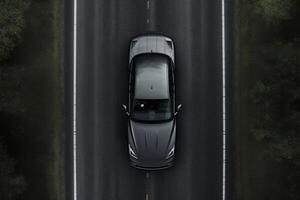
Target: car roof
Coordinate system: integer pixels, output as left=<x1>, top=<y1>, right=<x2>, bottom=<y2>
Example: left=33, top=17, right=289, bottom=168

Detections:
left=134, top=54, right=170, bottom=100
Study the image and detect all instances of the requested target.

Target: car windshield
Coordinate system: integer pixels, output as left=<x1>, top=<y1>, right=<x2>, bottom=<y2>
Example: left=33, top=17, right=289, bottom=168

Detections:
left=131, top=99, right=172, bottom=122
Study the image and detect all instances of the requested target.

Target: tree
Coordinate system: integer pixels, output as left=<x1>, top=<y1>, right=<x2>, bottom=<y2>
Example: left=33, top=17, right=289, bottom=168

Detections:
left=250, top=42, right=300, bottom=161
left=0, top=0, right=30, bottom=61
left=0, top=138, right=26, bottom=199
left=254, top=0, right=295, bottom=23
left=249, top=41, right=300, bottom=198
left=0, top=65, right=25, bottom=113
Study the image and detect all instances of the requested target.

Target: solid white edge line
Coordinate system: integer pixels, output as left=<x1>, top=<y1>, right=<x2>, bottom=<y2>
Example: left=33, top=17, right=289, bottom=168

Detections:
left=221, top=0, right=226, bottom=200
left=73, top=0, right=77, bottom=198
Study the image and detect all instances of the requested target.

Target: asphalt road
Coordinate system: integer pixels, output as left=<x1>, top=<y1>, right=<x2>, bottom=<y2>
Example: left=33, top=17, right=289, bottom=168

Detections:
left=67, top=0, right=232, bottom=199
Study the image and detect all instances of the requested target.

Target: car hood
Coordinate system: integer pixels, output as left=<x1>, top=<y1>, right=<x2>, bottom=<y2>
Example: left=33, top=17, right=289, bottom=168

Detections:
left=129, top=119, right=175, bottom=162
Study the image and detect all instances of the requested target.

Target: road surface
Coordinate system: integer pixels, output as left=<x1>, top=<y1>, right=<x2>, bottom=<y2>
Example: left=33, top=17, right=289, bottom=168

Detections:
left=64, top=0, right=233, bottom=199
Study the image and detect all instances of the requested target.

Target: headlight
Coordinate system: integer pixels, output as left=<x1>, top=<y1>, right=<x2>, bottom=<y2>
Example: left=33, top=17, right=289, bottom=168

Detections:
left=128, top=144, right=138, bottom=159
left=166, top=146, right=175, bottom=159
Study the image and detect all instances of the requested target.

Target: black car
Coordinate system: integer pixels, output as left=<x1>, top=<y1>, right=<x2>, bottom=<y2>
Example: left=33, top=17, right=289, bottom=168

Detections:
left=122, top=33, right=182, bottom=170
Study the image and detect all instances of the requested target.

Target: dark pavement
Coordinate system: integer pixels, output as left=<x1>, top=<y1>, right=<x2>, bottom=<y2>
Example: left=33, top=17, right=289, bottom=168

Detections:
left=67, top=0, right=231, bottom=199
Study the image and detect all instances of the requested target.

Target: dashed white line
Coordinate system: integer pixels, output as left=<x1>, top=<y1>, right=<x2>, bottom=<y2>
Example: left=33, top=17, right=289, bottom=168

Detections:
left=221, top=0, right=226, bottom=199
left=147, top=0, right=150, bottom=9
left=73, top=0, right=78, bottom=199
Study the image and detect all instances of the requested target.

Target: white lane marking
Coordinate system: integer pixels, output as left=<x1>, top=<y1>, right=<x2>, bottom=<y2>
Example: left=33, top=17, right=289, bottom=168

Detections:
left=145, top=193, right=149, bottom=200
left=146, top=172, right=150, bottom=178
left=147, top=0, right=150, bottom=9
left=73, top=0, right=78, bottom=198
left=221, top=0, right=226, bottom=199
left=147, top=19, right=150, bottom=23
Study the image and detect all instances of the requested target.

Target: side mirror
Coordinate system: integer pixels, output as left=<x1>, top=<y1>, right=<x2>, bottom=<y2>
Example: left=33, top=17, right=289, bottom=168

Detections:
left=174, top=104, right=183, bottom=116
left=122, top=104, right=130, bottom=116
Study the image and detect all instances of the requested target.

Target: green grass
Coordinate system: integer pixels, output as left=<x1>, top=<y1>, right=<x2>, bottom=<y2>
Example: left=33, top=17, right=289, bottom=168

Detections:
left=236, top=0, right=300, bottom=200
left=236, top=2, right=268, bottom=199
left=4, top=0, right=65, bottom=199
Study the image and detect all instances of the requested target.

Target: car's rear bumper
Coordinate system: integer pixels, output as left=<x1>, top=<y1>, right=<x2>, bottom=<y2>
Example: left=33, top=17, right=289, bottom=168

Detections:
left=130, top=31, right=172, bottom=39
left=129, top=32, right=175, bottom=64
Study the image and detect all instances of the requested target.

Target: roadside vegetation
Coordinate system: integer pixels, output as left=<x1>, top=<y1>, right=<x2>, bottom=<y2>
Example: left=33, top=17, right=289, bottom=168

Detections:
left=0, top=0, right=64, bottom=199
left=237, top=0, right=300, bottom=199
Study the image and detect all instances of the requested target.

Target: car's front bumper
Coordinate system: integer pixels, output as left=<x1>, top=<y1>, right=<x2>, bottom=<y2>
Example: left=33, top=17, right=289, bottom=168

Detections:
left=129, top=157, right=174, bottom=170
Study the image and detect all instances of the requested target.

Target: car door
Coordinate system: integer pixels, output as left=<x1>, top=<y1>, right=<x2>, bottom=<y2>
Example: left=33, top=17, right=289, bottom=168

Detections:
left=128, top=63, right=135, bottom=113
left=169, top=61, right=176, bottom=113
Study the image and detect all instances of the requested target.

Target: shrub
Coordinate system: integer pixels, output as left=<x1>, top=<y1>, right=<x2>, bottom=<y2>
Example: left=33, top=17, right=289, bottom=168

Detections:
left=0, top=0, right=30, bottom=61
left=254, top=0, right=295, bottom=23
left=0, top=139, right=26, bottom=199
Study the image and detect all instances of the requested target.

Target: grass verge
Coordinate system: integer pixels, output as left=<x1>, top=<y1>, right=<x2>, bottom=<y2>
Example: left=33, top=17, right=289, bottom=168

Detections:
left=236, top=0, right=300, bottom=200
left=0, top=0, right=65, bottom=199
